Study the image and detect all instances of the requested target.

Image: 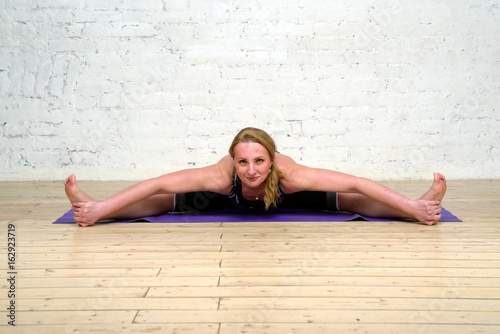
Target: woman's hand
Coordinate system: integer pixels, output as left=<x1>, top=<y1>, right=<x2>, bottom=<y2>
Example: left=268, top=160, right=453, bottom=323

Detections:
left=410, top=199, right=442, bottom=225
left=71, top=201, right=102, bottom=227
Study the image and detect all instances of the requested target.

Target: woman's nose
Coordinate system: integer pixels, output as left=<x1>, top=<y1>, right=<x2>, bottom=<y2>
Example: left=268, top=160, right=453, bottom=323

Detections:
left=247, top=164, right=256, bottom=174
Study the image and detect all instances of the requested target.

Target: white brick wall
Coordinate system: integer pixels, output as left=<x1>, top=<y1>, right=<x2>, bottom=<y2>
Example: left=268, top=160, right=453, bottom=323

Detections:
left=1, top=1, right=498, bottom=181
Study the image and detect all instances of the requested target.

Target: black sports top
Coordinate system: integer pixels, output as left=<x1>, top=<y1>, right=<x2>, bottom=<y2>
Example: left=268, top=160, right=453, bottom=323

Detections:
left=173, top=172, right=339, bottom=213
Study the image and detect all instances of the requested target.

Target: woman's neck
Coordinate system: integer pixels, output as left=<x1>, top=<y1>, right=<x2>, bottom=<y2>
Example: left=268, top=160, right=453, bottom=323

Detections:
left=242, top=185, right=265, bottom=201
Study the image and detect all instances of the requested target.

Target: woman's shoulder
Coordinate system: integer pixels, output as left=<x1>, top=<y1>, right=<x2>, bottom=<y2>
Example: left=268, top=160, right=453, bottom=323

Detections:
left=274, top=153, right=298, bottom=183
left=275, top=152, right=297, bottom=171
left=216, top=155, right=235, bottom=170
left=215, top=155, right=235, bottom=188
left=274, top=152, right=316, bottom=193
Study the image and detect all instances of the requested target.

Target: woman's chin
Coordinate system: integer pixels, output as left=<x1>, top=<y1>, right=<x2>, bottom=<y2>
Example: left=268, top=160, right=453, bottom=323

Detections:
left=245, top=177, right=263, bottom=187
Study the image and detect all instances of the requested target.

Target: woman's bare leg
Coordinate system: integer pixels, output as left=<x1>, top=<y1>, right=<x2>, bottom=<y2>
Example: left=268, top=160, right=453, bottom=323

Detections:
left=64, top=174, right=174, bottom=219
left=338, top=173, right=447, bottom=223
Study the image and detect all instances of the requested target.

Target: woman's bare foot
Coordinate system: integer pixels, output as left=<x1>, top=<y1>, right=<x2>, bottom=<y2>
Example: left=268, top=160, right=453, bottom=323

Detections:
left=419, top=172, right=447, bottom=202
left=64, top=174, right=96, bottom=203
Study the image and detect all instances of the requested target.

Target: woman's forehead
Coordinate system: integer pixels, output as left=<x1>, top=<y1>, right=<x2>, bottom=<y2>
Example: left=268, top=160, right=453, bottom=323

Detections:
left=233, top=142, right=270, bottom=158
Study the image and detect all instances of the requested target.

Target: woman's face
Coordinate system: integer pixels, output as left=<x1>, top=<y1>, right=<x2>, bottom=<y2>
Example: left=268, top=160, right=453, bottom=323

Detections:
left=232, top=141, right=272, bottom=189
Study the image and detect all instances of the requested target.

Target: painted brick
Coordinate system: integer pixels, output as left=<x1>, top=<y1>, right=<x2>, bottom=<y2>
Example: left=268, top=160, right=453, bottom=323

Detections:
left=0, top=1, right=498, bottom=181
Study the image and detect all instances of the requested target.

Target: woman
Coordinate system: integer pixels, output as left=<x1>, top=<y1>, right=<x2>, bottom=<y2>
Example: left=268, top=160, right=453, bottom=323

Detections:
left=65, top=127, right=447, bottom=227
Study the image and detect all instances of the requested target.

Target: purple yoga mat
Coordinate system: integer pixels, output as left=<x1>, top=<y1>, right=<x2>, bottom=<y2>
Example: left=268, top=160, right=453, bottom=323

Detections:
left=53, top=207, right=461, bottom=224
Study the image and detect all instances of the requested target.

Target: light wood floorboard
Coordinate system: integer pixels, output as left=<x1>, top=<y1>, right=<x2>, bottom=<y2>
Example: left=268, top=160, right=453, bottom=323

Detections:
left=0, top=179, right=499, bottom=333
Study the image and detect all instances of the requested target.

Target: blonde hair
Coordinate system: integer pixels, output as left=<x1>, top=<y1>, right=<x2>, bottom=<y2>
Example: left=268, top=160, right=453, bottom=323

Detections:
left=229, top=127, right=282, bottom=210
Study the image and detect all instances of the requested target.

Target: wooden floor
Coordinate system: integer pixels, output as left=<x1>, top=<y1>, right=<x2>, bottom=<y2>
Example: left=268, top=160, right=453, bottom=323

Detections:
left=1, top=178, right=499, bottom=333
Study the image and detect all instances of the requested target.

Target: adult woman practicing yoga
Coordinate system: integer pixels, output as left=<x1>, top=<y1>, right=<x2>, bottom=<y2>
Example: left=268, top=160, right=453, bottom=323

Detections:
left=65, top=127, right=447, bottom=227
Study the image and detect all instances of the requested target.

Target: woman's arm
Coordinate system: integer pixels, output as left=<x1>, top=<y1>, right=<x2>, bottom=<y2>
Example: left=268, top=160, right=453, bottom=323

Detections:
left=276, top=153, right=440, bottom=223
left=73, top=156, right=234, bottom=225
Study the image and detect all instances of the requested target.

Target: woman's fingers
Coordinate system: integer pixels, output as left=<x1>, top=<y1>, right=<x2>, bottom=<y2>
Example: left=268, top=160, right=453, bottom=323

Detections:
left=71, top=202, right=95, bottom=227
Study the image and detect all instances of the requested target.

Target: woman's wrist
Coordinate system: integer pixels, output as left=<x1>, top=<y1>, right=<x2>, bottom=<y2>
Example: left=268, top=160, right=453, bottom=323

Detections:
left=405, top=199, right=418, bottom=219
left=94, top=200, right=110, bottom=221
